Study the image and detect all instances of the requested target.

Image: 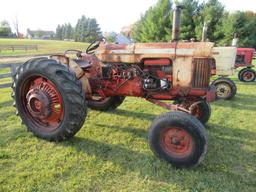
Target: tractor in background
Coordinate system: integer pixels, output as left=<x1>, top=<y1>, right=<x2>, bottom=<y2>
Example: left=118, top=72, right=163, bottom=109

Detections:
left=236, top=48, right=255, bottom=82
left=201, top=22, right=238, bottom=100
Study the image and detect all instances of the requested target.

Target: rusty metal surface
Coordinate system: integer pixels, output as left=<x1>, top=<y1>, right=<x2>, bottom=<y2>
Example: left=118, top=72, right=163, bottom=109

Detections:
left=50, top=54, right=92, bottom=98
left=172, top=6, right=182, bottom=41
left=95, top=42, right=215, bottom=64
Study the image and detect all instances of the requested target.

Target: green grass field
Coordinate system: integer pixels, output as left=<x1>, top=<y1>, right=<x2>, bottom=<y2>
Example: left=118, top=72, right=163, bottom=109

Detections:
left=0, top=56, right=255, bottom=191
left=0, top=38, right=88, bottom=56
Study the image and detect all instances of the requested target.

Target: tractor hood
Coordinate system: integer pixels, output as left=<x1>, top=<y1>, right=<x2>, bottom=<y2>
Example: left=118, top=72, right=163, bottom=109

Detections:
left=95, top=42, right=215, bottom=63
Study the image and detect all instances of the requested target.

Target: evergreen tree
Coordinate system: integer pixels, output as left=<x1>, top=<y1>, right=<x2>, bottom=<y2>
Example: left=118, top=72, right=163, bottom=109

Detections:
left=74, top=16, right=102, bottom=42
left=56, top=25, right=62, bottom=40
left=0, top=20, right=12, bottom=37
left=132, top=0, right=173, bottom=42
left=195, top=0, right=224, bottom=42
left=179, top=0, right=199, bottom=40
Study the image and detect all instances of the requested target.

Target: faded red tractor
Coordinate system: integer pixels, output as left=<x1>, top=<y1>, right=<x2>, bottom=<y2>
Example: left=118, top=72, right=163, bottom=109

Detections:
left=236, top=48, right=255, bottom=82
left=12, top=7, right=236, bottom=168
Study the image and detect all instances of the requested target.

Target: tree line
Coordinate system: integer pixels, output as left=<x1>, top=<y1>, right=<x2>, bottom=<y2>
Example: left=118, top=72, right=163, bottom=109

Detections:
left=0, top=20, right=16, bottom=37
left=56, top=15, right=102, bottom=43
left=132, top=0, right=256, bottom=48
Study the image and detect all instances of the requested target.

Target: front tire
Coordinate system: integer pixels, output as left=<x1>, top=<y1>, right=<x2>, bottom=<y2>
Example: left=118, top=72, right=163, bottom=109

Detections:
left=148, top=112, right=208, bottom=168
left=12, top=58, right=87, bottom=141
left=211, top=78, right=237, bottom=100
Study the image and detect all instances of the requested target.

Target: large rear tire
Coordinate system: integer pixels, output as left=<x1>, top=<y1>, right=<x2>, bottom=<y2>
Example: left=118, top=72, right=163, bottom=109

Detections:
left=12, top=58, right=87, bottom=141
left=211, top=77, right=237, bottom=100
left=148, top=111, right=208, bottom=168
left=88, top=96, right=125, bottom=111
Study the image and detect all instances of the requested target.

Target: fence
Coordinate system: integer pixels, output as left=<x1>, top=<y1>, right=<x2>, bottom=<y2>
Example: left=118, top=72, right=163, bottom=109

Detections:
left=0, top=45, right=38, bottom=52
left=0, top=63, right=19, bottom=89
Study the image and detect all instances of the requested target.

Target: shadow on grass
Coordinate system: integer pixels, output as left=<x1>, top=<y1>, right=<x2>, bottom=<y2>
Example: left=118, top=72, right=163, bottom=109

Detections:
left=95, top=123, right=147, bottom=139
left=0, top=100, right=13, bottom=108
left=0, top=110, right=15, bottom=120
left=109, top=109, right=157, bottom=121
left=213, top=93, right=256, bottom=111
left=57, top=120, right=256, bottom=188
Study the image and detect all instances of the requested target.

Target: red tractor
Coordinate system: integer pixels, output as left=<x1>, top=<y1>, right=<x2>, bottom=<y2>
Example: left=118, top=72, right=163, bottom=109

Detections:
left=12, top=7, right=235, bottom=168
left=236, top=48, right=256, bottom=82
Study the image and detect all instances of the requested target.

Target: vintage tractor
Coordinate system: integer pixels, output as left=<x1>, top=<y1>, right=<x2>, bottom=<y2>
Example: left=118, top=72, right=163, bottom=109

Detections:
left=236, top=48, right=255, bottom=82
left=210, top=47, right=237, bottom=100
left=12, top=7, right=236, bottom=168
left=201, top=23, right=238, bottom=100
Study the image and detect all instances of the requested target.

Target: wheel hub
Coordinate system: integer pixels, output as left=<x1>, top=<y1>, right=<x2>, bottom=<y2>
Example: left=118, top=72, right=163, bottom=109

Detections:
left=244, top=72, right=254, bottom=81
left=161, top=127, right=193, bottom=158
left=21, top=76, right=64, bottom=131
left=216, top=83, right=231, bottom=98
left=26, top=88, right=52, bottom=119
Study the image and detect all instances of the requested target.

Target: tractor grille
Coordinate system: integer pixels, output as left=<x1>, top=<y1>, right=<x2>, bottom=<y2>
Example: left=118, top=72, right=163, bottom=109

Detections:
left=192, top=58, right=212, bottom=88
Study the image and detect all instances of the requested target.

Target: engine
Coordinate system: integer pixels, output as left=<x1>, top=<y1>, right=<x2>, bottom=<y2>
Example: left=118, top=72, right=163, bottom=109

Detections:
left=99, top=58, right=172, bottom=96
left=142, top=59, right=172, bottom=92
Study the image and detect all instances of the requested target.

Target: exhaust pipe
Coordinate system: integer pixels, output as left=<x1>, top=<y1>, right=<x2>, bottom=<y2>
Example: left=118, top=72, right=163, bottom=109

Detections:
left=172, top=5, right=182, bottom=42
left=202, top=21, right=209, bottom=42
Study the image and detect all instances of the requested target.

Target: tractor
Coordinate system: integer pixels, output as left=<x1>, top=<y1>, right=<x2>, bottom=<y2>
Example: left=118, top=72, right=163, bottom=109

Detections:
left=210, top=47, right=237, bottom=100
left=236, top=48, right=256, bottom=82
left=201, top=23, right=238, bottom=100
left=12, top=6, right=236, bottom=168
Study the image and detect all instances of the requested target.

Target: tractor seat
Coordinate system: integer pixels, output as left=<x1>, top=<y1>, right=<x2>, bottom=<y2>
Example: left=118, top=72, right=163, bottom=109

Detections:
left=74, top=59, right=92, bottom=69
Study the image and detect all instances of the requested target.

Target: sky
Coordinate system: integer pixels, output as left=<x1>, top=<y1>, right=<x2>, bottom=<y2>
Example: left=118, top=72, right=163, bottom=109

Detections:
left=0, top=0, right=256, bottom=34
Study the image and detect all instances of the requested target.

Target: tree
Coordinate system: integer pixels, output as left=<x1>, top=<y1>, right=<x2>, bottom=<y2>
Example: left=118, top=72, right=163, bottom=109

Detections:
left=194, top=0, right=225, bottom=42
left=64, top=23, right=74, bottom=40
left=132, top=0, right=173, bottom=42
left=220, top=11, right=256, bottom=47
left=74, top=16, right=102, bottom=43
left=0, top=20, right=12, bottom=37
left=56, top=25, right=63, bottom=40
left=179, top=0, right=200, bottom=41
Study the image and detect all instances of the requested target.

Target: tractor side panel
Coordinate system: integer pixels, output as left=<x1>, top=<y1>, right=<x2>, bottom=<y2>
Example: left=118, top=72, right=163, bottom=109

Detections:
left=212, top=47, right=237, bottom=76
left=172, top=57, right=193, bottom=88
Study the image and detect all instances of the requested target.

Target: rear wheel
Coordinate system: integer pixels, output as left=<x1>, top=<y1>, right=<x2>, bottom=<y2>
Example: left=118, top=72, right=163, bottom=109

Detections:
left=12, top=58, right=87, bottom=141
left=211, top=78, right=237, bottom=100
left=239, top=68, right=256, bottom=82
left=148, top=111, right=208, bottom=168
left=88, top=96, right=125, bottom=111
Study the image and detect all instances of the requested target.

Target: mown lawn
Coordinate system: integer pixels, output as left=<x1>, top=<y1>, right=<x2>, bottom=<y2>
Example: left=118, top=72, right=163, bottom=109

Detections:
left=0, top=38, right=88, bottom=56
left=0, top=63, right=256, bottom=191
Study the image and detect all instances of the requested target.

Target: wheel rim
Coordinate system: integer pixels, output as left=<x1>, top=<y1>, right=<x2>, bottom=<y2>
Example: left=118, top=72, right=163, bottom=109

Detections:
left=178, top=100, right=202, bottom=119
left=216, top=83, right=231, bottom=98
left=20, top=76, right=64, bottom=132
left=243, top=71, right=254, bottom=81
left=190, top=105, right=202, bottom=118
left=160, top=127, right=194, bottom=159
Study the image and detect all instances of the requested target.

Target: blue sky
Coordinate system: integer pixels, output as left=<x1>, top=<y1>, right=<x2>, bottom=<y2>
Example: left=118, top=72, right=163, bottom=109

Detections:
left=0, top=0, right=255, bottom=34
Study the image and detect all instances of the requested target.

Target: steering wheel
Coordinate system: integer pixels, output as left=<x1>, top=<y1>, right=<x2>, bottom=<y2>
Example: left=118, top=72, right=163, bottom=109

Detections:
left=86, top=37, right=106, bottom=54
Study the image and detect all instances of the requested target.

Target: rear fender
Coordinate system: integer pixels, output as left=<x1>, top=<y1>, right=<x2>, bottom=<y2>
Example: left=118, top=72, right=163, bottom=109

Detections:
left=50, top=54, right=92, bottom=98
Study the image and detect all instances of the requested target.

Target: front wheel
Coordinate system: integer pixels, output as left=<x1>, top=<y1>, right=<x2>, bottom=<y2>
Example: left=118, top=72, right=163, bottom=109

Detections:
left=211, top=78, right=237, bottom=100
left=177, top=98, right=211, bottom=125
left=238, top=68, right=256, bottom=82
left=13, top=58, right=87, bottom=141
left=148, top=111, right=208, bottom=168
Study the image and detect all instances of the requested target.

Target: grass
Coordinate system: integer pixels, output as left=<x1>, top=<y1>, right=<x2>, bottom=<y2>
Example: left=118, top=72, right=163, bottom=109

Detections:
left=0, top=63, right=256, bottom=192
left=0, top=38, right=88, bottom=56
